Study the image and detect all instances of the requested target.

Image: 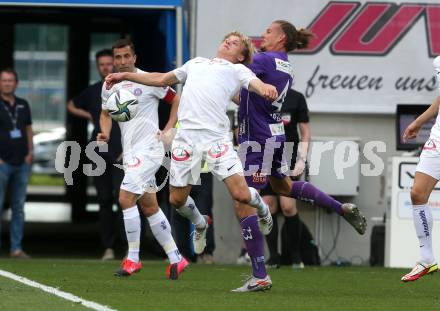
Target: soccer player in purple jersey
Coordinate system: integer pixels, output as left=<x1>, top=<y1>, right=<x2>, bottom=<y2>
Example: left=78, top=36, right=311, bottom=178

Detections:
left=235, top=20, right=367, bottom=290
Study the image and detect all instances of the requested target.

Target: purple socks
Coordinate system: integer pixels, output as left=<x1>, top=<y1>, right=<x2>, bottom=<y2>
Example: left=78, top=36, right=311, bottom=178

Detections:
left=240, top=215, right=267, bottom=279
left=290, top=181, right=343, bottom=215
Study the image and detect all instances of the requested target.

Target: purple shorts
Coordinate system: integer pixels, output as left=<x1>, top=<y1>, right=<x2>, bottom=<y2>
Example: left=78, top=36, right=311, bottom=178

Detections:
left=238, top=142, right=288, bottom=189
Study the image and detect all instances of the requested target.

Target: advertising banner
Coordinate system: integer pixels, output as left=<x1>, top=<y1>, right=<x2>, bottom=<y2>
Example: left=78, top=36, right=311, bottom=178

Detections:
left=197, top=0, right=440, bottom=113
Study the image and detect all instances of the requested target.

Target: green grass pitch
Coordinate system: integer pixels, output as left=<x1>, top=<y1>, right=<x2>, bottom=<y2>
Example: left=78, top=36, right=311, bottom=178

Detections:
left=0, top=259, right=439, bottom=311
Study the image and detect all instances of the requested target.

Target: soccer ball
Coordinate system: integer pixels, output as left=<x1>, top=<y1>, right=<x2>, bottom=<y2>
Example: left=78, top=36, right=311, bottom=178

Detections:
left=106, top=89, right=138, bottom=122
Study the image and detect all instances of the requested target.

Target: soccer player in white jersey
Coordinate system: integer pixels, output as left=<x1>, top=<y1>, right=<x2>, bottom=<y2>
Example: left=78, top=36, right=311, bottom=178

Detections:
left=400, top=56, right=440, bottom=282
left=106, top=32, right=277, bottom=291
left=97, top=38, right=188, bottom=280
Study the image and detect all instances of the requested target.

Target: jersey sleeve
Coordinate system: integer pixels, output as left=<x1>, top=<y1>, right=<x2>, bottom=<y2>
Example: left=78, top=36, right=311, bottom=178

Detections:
left=295, top=91, right=310, bottom=123
left=72, top=88, right=89, bottom=109
left=154, top=86, right=177, bottom=104
left=235, top=64, right=257, bottom=90
left=23, top=100, right=32, bottom=126
left=173, top=58, right=196, bottom=83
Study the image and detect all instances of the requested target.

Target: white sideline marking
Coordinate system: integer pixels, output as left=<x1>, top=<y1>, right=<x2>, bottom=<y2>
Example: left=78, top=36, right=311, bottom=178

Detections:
left=0, top=269, right=117, bottom=311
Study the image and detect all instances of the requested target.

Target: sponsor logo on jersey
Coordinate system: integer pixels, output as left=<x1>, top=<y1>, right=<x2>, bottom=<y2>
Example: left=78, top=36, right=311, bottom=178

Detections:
left=134, top=88, right=142, bottom=96
left=269, top=122, right=285, bottom=136
left=281, top=113, right=291, bottom=125
left=270, top=112, right=282, bottom=122
left=275, top=58, right=293, bottom=76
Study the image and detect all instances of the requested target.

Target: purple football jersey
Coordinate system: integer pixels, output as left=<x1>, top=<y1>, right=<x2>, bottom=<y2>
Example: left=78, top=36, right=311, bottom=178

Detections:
left=238, top=51, right=293, bottom=144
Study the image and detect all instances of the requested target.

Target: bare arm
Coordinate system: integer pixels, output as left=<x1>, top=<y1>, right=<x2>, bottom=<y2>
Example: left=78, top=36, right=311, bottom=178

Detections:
left=231, top=92, right=240, bottom=105
left=415, top=96, right=440, bottom=126
left=25, top=125, right=33, bottom=164
left=97, top=110, right=112, bottom=142
left=248, top=78, right=278, bottom=101
left=291, top=122, right=310, bottom=176
left=67, top=100, right=92, bottom=121
left=163, top=94, right=180, bottom=132
left=106, top=71, right=179, bottom=89
left=297, top=122, right=311, bottom=160
left=157, top=94, right=180, bottom=145
left=233, top=127, right=239, bottom=144
left=403, top=96, right=440, bottom=141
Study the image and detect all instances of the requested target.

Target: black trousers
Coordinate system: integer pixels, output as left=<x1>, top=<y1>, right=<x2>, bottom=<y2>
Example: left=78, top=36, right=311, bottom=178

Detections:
left=93, top=159, right=124, bottom=250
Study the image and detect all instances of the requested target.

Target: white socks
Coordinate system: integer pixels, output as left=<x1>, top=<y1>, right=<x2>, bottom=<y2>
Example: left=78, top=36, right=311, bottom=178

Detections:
left=175, top=196, right=206, bottom=229
left=248, top=187, right=269, bottom=217
left=412, top=204, right=435, bottom=264
left=147, top=209, right=182, bottom=264
left=123, top=206, right=141, bottom=262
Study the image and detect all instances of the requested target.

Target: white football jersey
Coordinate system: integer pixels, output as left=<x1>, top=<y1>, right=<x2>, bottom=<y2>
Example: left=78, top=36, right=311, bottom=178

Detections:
left=102, top=68, right=175, bottom=153
left=173, top=57, right=256, bottom=136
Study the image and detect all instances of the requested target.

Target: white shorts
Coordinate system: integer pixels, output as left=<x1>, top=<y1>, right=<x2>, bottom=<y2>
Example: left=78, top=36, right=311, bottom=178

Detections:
left=120, top=143, right=165, bottom=195
left=416, top=138, right=440, bottom=180
left=169, top=129, right=243, bottom=187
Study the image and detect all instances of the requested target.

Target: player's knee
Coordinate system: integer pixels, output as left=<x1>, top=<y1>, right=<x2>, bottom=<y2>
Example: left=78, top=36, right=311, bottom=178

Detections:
left=118, top=196, right=131, bottom=209
left=118, top=191, right=137, bottom=209
left=140, top=204, right=159, bottom=217
left=169, top=193, right=186, bottom=208
left=281, top=205, right=296, bottom=217
left=410, top=187, right=428, bottom=205
left=264, top=197, right=277, bottom=214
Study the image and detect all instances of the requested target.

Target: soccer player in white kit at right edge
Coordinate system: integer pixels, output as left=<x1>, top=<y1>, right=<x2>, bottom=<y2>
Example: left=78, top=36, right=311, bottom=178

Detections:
left=98, top=38, right=188, bottom=280
left=401, top=56, right=440, bottom=282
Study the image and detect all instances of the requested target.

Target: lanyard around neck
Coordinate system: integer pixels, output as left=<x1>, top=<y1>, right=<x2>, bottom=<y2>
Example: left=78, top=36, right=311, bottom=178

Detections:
left=1, top=100, right=18, bottom=129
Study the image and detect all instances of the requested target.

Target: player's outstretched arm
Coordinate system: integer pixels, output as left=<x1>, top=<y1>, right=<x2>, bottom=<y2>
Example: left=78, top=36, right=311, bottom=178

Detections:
left=105, top=71, right=179, bottom=89
left=248, top=78, right=278, bottom=101
left=97, top=110, right=112, bottom=143
left=158, top=94, right=180, bottom=145
left=403, top=96, right=440, bottom=141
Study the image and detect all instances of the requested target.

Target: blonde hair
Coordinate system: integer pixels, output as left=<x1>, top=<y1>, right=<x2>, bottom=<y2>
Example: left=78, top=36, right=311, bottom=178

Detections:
left=222, top=31, right=255, bottom=65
